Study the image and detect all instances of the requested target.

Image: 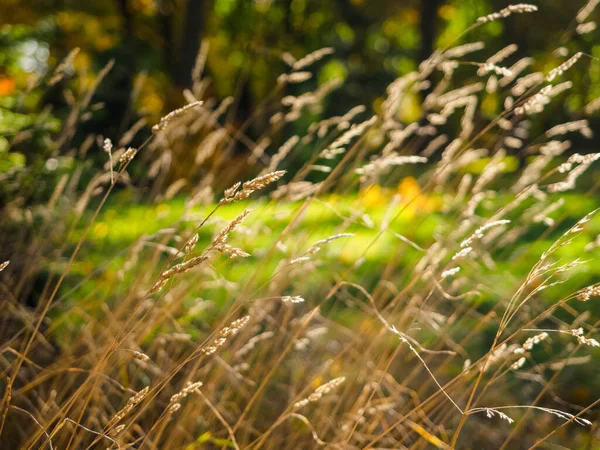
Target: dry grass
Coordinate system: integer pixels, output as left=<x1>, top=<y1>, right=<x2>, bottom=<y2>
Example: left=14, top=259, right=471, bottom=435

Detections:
left=1, top=4, right=600, bottom=449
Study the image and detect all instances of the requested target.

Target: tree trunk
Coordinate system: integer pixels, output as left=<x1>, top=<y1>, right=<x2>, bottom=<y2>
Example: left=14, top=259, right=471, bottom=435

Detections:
left=116, top=0, right=137, bottom=134
left=419, top=0, right=441, bottom=63
left=175, top=0, right=205, bottom=88
left=158, top=0, right=176, bottom=80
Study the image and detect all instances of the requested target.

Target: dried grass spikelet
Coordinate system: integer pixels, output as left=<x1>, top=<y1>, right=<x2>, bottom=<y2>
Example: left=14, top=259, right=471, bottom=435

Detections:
left=547, top=81, right=573, bottom=98
left=119, top=147, right=137, bottom=165
left=439, top=60, right=459, bottom=76
left=470, top=149, right=507, bottom=193
left=547, top=52, right=584, bottom=82
left=444, top=42, right=485, bottom=59
left=102, top=138, right=114, bottom=186
left=546, top=120, right=592, bottom=138
left=249, top=137, right=271, bottom=165
left=577, top=0, right=600, bottom=23
left=108, top=424, right=126, bottom=437
left=477, top=44, right=518, bottom=77
left=484, top=343, right=522, bottom=370
left=382, top=73, right=419, bottom=128
left=514, top=85, right=552, bottom=115
left=290, top=233, right=354, bottom=263
left=271, top=181, right=322, bottom=201
left=212, top=209, right=251, bottom=247
left=278, top=71, right=313, bottom=85
left=307, top=105, right=365, bottom=140
left=49, top=47, right=80, bottom=86
left=548, top=355, right=592, bottom=371
left=319, top=116, right=377, bottom=159
left=535, top=209, right=598, bottom=263
left=114, top=386, right=150, bottom=423
left=131, top=350, right=150, bottom=361
left=483, top=408, right=515, bottom=424
left=452, top=247, right=473, bottom=261
left=294, top=376, right=346, bottom=409
left=75, top=172, right=113, bottom=216
left=192, top=40, right=209, bottom=83
left=281, top=78, right=342, bottom=118
left=264, top=135, right=299, bottom=173
left=195, top=128, right=228, bottom=165
left=578, top=336, right=600, bottom=347
left=209, top=97, right=234, bottom=124
left=499, top=57, right=533, bottom=86
left=167, top=403, right=181, bottom=415
left=478, top=63, right=513, bottom=77
left=461, top=220, right=511, bottom=248
left=540, top=140, right=571, bottom=157
left=585, top=234, right=600, bottom=252
left=511, top=72, right=544, bottom=96
left=120, top=118, right=147, bottom=146
left=461, top=97, right=478, bottom=140
left=422, top=135, right=448, bottom=157
left=510, top=356, right=527, bottom=370
left=454, top=174, right=473, bottom=206
left=150, top=255, right=210, bottom=293
left=220, top=170, right=286, bottom=205
left=577, top=285, right=600, bottom=301
left=436, top=83, right=483, bottom=107
left=215, top=244, right=251, bottom=259
left=531, top=198, right=565, bottom=226
left=584, top=96, right=600, bottom=114
left=184, top=233, right=198, bottom=255
left=0, top=261, right=9, bottom=272
left=308, top=164, right=332, bottom=173
left=478, top=406, right=591, bottom=427
left=441, top=267, right=461, bottom=279
left=504, top=136, right=523, bottom=149
left=381, top=123, right=419, bottom=155
left=577, top=21, right=597, bottom=34
left=429, top=112, right=448, bottom=126
left=433, top=138, right=463, bottom=185
left=516, top=332, right=549, bottom=352
left=152, top=101, right=203, bottom=134
left=282, top=51, right=296, bottom=66
left=476, top=4, right=538, bottom=24
left=485, top=75, right=494, bottom=94
left=201, top=315, right=251, bottom=356
left=356, top=154, right=427, bottom=182
left=147, top=152, right=170, bottom=179
left=281, top=295, right=305, bottom=303
left=164, top=332, right=192, bottom=342
left=170, top=381, right=203, bottom=404
left=221, top=316, right=251, bottom=335
left=292, top=47, right=335, bottom=70
left=418, top=124, right=437, bottom=136
left=548, top=153, right=600, bottom=193
left=487, top=44, right=518, bottom=65
left=103, top=138, right=112, bottom=154
left=270, top=111, right=284, bottom=126
left=47, top=174, right=68, bottom=211
left=235, top=331, right=275, bottom=358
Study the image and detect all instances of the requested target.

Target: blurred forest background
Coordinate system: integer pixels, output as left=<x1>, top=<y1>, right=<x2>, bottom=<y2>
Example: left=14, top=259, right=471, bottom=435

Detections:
left=2, top=0, right=600, bottom=193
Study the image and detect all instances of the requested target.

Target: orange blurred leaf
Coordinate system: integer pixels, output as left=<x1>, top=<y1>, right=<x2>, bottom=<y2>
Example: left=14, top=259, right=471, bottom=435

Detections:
left=0, top=78, right=16, bottom=96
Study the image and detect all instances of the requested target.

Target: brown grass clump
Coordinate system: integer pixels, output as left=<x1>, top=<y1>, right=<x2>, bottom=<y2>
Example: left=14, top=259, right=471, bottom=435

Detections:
left=1, top=4, right=600, bottom=449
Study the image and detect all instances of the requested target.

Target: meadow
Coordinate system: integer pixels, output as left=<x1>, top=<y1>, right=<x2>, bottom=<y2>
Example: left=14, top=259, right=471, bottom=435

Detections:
left=2, top=2, right=600, bottom=449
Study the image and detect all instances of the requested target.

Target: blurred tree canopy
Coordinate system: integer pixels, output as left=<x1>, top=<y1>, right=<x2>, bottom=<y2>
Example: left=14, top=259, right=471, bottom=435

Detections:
left=1, top=0, right=600, bottom=184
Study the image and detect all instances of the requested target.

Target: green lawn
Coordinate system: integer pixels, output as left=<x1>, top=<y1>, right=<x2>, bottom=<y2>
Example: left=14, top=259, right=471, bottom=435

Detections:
left=60, top=190, right=600, bottom=314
